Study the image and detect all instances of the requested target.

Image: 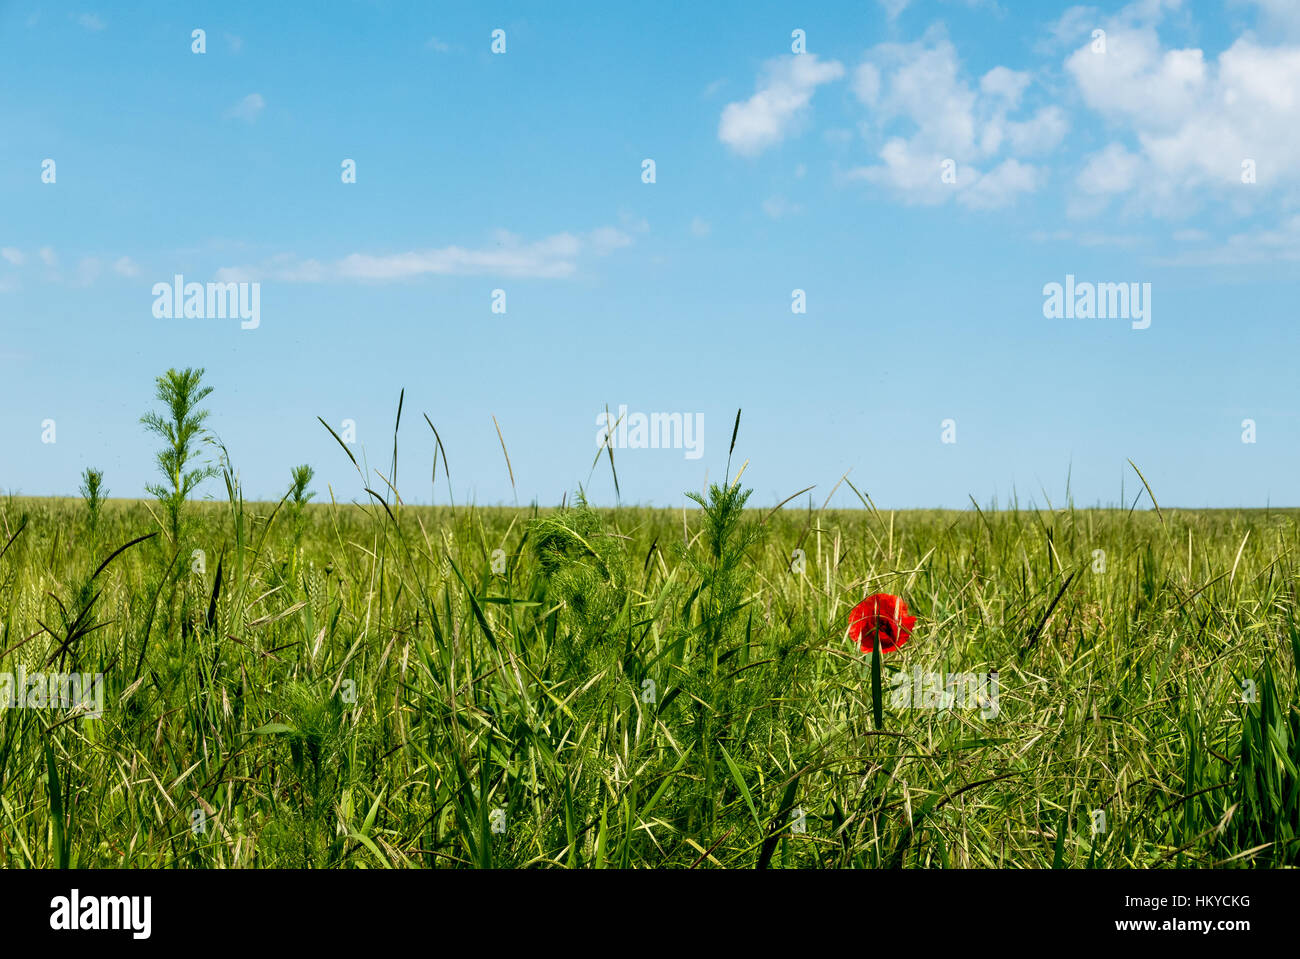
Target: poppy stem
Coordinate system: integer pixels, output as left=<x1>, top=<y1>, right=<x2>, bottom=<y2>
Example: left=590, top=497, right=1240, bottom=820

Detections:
left=870, top=642, right=884, bottom=730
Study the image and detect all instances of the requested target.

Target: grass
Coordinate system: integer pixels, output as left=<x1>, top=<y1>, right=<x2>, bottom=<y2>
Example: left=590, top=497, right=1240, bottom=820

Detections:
left=1, top=467, right=1298, bottom=868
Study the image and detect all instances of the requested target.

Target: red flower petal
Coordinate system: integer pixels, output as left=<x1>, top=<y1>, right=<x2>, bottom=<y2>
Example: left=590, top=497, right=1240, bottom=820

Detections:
left=848, top=593, right=917, bottom=654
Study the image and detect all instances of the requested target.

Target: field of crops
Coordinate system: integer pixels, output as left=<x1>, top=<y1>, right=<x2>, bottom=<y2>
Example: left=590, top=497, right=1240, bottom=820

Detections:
left=3, top=425, right=1299, bottom=869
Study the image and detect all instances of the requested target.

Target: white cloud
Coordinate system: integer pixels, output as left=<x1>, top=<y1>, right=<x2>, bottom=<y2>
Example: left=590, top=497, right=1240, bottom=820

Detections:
left=959, top=158, right=1039, bottom=209
left=853, top=63, right=881, bottom=106
left=226, top=93, right=265, bottom=123
left=1067, top=28, right=1206, bottom=132
left=689, top=216, right=712, bottom=237
left=878, top=0, right=913, bottom=20
left=339, top=232, right=582, bottom=279
left=1003, top=106, right=1069, bottom=154
left=217, top=227, right=634, bottom=283
left=852, top=36, right=980, bottom=156
left=73, top=257, right=101, bottom=286
left=1234, top=0, right=1300, bottom=39
left=761, top=195, right=804, bottom=219
left=849, top=148, right=1038, bottom=210
left=617, top=212, right=651, bottom=234
left=587, top=226, right=634, bottom=255
left=846, top=137, right=958, bottom=202
left=980, top=66, right=1031, bottom=107
left=1063, top=3, right=1300, bottom=214
left=218, top=253, right=327, bottom=283
left=0, top=247, right=142, bottom=286
left=719, top=54, right=845, bottom=156
left=1077, top=143, right=1143, bottom=194
left=1030, top=229, right=1148, bottom=248
left=77, top=13, right=105, bottom=31
left=425, top=36, right=451, bottom=52
left=1043, top=5, right=1101, bottom=51
left=1153, top=214, right=1300, bottom=265
left=846, top=31, right=1063, bottom=208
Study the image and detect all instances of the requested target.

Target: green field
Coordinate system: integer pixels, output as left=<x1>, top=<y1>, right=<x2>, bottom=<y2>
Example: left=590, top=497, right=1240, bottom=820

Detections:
left=3, top=475, right=1299, bottom=868
left=0, top=370, right=1295, bottom=870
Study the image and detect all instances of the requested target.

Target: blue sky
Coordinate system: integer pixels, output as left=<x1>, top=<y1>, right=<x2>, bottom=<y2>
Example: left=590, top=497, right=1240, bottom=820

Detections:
left=2, top=0, right=1298, bottom=509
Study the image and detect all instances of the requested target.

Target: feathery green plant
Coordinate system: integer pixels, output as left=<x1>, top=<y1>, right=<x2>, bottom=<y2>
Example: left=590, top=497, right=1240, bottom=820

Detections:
left=287, top=464, right=315, bottom=546
left=140, top=367, right=218, bottom=546
left=78, top=467, right=106, bottom=538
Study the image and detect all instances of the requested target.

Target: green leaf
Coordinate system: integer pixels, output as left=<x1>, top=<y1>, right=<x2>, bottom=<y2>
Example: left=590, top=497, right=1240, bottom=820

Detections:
left=1052, top=810, right=1067, bottom=869
left=594, top=807, right=609, bottom=869
left=758, top=775, right=801, bottom=870
left=871, top=643, right=884, bottom=731
left=248, top=723, right=297, bottom=735
left=45, top=742, right=68, bottom=869
left=720, top=745, right=762, bottom=834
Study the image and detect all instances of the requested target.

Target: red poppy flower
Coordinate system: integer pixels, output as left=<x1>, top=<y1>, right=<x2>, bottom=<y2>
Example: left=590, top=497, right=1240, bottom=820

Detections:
left=848, top=593, right=917, bottom=654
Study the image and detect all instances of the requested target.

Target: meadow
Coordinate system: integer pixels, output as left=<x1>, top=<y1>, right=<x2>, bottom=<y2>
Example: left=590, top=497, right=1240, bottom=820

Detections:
left=0, top=378, right=1298, bottom=868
